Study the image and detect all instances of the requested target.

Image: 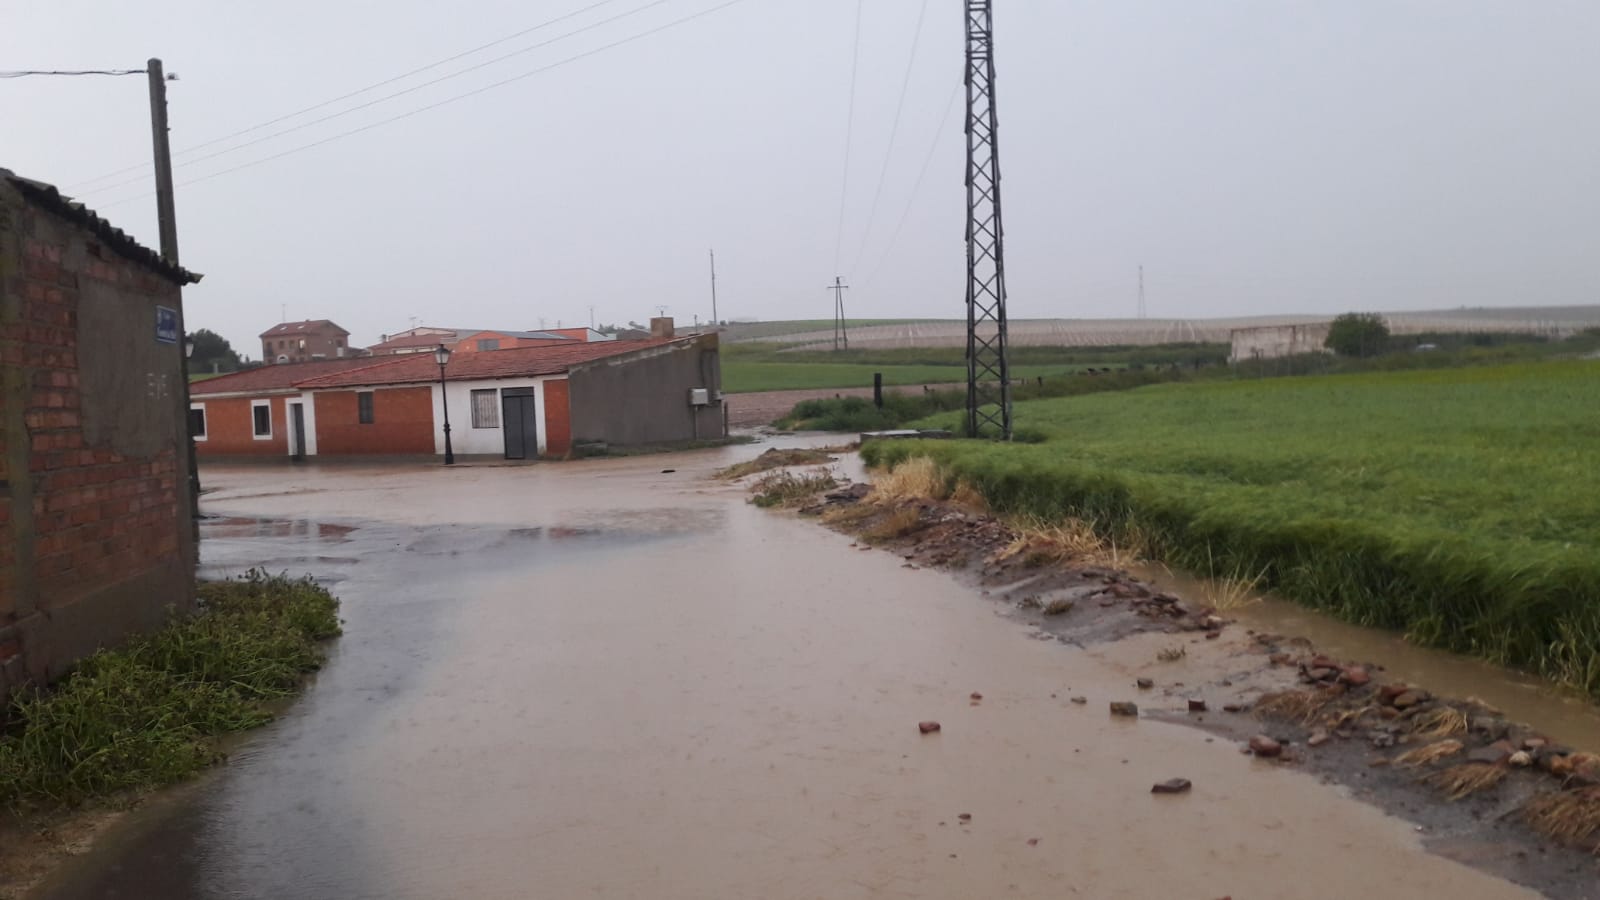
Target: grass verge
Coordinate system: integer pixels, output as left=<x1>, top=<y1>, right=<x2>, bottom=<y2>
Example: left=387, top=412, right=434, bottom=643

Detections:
left=0, top=572, right=340, bottom=810
left=862, top=360, right=1600, bottom=697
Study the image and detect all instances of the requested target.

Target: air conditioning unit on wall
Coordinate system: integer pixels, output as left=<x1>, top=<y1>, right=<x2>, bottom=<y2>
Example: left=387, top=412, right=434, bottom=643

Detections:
left=688, top=388, right=710, bottom=407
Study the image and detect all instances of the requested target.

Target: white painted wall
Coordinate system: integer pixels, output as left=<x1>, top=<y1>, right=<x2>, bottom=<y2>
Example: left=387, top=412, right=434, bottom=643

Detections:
left=431, top=376, right=563, bottom=457
left=1229, top=324, right=1333, bottom=363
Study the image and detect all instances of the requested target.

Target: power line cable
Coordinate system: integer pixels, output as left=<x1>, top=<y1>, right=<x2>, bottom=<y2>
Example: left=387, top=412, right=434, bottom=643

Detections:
left=0, top=68, right=144, bottom=78
left=846, top=0, right=928, bottom=277
left=92, top=0, right=755, bottom=209
left=77, top=0, right=676, bottom=198
left=859, top=79, right=961, bottom=289
left=830, top=0, right=866, bottom=274
left=68, top=0, right=630, bottom=188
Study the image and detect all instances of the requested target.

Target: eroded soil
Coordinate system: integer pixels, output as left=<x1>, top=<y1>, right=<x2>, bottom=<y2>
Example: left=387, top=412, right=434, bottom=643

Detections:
left=790, top=475, right=1600, bottom=897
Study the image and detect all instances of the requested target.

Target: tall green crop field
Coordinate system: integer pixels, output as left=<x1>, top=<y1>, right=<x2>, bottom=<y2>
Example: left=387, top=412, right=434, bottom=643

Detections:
left=865, top=361, right=1600, bottom=694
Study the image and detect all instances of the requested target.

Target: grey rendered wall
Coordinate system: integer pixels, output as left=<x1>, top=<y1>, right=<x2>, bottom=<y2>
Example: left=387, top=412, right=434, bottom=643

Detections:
left=567, top=335, right=723, bottom=447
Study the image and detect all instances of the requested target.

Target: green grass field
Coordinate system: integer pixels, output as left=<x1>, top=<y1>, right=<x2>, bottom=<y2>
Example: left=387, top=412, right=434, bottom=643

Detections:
left=722, top=362, right=1100, bottom=393
left=864, top=360, right=1600, bottom=694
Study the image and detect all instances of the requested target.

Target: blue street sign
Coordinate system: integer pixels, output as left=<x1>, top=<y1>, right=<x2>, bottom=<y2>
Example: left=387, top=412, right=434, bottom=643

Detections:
left=155, top=306, right=179, bottom=344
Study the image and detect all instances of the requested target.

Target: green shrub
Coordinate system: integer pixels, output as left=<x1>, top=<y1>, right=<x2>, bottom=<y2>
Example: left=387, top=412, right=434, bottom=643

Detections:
left=0, top=571, right=340, bottom=810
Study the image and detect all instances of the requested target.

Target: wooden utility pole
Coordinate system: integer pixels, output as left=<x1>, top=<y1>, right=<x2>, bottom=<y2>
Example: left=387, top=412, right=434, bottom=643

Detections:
left=147, top=59, right=179, bottom=263
left=149, top=58, right=199, bottom=519
left=829, top=276, right=849, bottom=351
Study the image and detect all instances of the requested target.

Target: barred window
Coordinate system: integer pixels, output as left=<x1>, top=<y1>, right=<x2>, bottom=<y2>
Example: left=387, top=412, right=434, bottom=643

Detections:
left=358, top=391, right=375, bottom=424
left=471, top=389, right=499, bottom=428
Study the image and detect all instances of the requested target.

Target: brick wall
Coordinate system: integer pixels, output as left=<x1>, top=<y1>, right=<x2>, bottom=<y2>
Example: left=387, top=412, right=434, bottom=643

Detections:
left=542, top=379, right=571, bottom=457
left=314, top=386, right=434, bottom=455
left=0, top=180, right=196, bottom=692
left=193, top=395, right=289, bottom=457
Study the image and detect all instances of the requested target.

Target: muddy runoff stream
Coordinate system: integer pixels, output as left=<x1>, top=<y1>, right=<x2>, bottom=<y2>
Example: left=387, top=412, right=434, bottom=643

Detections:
left=34, top=443, right=1539, bottom=899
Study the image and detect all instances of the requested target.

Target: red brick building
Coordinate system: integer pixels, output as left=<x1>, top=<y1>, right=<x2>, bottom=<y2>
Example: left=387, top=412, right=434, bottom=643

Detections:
left=191, top=333, right=723, bottom=460
left=0, top=169, right=201, bottom=693
left=260, top=319, right=352, bottom=363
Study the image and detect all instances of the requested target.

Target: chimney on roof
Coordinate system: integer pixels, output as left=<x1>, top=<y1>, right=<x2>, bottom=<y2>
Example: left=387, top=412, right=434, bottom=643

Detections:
left=650, top=317, right=675, bottom=339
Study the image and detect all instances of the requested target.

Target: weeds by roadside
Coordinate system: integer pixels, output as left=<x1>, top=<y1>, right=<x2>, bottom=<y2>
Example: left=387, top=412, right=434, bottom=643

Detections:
left=0, top=572, right=340, bottom=811
left=749, top=469, right=839, bottom=508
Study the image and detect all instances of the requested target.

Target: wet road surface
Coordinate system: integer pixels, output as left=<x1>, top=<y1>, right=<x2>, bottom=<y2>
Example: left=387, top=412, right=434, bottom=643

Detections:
left=36, top=447, right=1536, bottom=899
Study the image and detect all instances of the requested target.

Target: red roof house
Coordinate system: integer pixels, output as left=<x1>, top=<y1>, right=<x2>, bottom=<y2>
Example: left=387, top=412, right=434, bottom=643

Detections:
left=190, top=331, right=721, bottom=460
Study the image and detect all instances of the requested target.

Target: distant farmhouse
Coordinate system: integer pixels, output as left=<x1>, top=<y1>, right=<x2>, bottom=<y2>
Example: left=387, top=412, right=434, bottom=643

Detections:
left=1229, top=323, right=1334, bottom=363
left=261, top=319, right=352, bottom=363
left=193, top=319, right=721, bottom=460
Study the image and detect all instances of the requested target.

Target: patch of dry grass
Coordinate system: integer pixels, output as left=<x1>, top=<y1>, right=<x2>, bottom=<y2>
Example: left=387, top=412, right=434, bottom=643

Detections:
left=1321, top=705, right=1376, bottom=731
left=1409, top=706, right=1469, bottom=739
left=1157, top=645, right=1187, bottom=662
left=1394, top=740, right=1465, bottom=768
left=1424, top=763, right=1508, bottom=800
left=948, top=480, right=989, bottom=512
left=862, top=507, right=924, bottom=544
left=1522, top=787, right=1600, bottom=852
left=871, top=457, right=948, bottom=503
left=1254, top=689, right=1335, bottom=726
left=993, top=515, right=1112, bottom=568
left=749, top=469, right=838, bottom=508
left=1210, top=568, right=1267, bottom=611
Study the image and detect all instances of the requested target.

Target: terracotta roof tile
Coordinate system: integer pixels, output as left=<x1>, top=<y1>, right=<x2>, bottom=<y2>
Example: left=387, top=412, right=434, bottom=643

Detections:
left=191, top=357, right=385, bottom=395
left=2, top=168, right=202, bottom=285
left=297, top=337, right=689, bottom=389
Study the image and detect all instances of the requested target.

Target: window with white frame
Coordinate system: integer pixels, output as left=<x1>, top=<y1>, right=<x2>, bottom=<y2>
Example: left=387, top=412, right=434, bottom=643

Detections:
left=189, top=404, right=207, bottom=440
left=471, top=389, right=499, bottom=428
left=251, top=400, right=272, bottom=438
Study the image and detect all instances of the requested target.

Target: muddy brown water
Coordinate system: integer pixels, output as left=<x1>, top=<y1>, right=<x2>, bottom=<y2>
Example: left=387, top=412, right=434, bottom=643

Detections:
left=1135, top=564, right=1600, bottom=751
left=33, top=443, right=1542, bottom=899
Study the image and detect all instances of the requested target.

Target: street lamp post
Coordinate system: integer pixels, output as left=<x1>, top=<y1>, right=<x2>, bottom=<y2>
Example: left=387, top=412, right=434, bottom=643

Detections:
left=434, top=343, right=455, bottom=465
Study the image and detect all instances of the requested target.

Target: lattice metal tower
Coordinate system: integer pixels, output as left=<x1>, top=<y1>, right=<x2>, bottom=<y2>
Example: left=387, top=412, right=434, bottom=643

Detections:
left=963, top=0, right=1011, bottom=439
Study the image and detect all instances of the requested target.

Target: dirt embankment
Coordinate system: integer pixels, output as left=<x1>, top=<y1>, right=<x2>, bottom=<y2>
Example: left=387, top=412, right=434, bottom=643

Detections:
left=762, top=472, right=1600, bottom=897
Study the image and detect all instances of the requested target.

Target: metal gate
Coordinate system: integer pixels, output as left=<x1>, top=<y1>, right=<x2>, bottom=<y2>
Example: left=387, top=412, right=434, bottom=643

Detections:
left=501, top=390, right=539, bottom=460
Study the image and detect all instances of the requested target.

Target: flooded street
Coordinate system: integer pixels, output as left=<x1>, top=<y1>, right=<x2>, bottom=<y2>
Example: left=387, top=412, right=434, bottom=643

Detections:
left=36, top=447, right=1539, bottom=900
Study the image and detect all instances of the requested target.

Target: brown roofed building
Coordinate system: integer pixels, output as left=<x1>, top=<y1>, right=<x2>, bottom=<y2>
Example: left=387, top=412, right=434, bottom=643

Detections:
left=191, top=327, right=723, bottom=460
left=367, top=327, right=574, bottom=356
left=261, top=319, right=352, bottom=364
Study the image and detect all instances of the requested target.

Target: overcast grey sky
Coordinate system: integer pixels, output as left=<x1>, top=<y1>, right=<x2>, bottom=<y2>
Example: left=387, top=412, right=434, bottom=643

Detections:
left=4, top=1, right=1597, bottom=354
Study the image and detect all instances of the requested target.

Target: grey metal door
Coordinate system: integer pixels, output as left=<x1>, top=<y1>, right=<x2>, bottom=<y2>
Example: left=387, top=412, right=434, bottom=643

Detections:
left=289, top=402, right=307, bottom=460
left=501, top=392, right=538, bottom=459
